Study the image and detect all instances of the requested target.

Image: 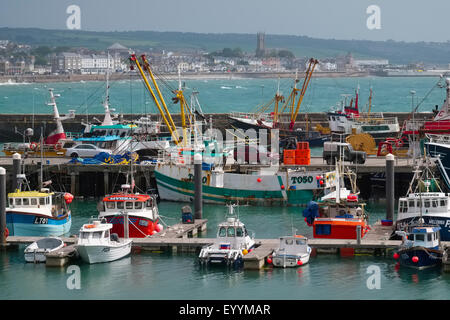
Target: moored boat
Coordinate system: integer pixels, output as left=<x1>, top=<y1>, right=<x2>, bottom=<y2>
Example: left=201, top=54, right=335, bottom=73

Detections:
left=24, top=237, right=65, bottom=263
left=394, top=157, right=450, bottom=241
left=394, top=226, right=443, bottom=270
left=198, top=205, right=255, bottom=268
left=76, top=219, right=132, bottom=264
left=271, top=235, right=311, bottom=268
left=98, top=184, right=162, bottom=238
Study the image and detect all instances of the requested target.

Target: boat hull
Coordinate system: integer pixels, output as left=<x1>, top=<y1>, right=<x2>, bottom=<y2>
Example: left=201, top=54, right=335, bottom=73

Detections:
left=272, top=252, right=310, bottom=268
left=6, top=212, right=71, bottom=237
left=101, top=215, right=160, bottom=238
left=77, top=241, right=132, bottom=264
left=313, top=218, right=368, bottom=239
left=397, top=247, right=443, bottom=270
left=154, top=165, right=335, bottom=206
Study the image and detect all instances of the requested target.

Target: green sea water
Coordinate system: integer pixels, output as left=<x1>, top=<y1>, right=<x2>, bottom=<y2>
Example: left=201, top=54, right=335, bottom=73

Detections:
left=0, top=200, right=449, bottom=300
left=0, top=76, right=446, bottom=116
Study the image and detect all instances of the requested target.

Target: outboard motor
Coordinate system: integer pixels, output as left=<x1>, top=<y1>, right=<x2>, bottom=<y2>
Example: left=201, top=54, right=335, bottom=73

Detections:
left=181, top=205, right=194, bottom=224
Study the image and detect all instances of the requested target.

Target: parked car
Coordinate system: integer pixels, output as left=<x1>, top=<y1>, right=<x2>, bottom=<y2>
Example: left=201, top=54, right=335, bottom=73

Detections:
left=323, top=141, right=366, bottom=165
left=66, top=144, right=111, bottom=158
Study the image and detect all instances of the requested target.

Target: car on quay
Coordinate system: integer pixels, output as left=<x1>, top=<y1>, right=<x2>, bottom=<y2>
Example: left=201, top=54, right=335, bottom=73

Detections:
left=65, top=143, right=111, bottom=158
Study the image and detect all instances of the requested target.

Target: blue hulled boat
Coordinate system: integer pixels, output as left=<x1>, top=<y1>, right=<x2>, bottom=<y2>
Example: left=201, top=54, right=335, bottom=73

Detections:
left=394, top=226, right=443, bottom=270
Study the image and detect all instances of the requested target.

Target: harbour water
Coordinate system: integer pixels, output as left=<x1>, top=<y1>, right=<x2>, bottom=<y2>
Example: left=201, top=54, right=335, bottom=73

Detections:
left=1, top=76, right=449, bottom=301
left=1, top=200, right=449, bottom=300
left=0, top=76, right=446, bottom=116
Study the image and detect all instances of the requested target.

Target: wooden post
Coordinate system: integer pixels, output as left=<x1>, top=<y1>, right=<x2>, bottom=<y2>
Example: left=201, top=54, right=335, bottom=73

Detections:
left=386, top=153, right=395, bottom=221
left=0, top=167, right=6, bottom=245
left=194, top=152, right=203, bottom=219
left=356, top=225, right=361, bottom=245
left=11, top=153, right=21, bottom=192
left=103, top=171, right=109, bottom=195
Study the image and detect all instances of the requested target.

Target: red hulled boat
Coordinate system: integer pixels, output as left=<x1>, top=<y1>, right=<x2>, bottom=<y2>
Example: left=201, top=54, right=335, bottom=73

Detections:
left=98, top=184, right=162, bottom=238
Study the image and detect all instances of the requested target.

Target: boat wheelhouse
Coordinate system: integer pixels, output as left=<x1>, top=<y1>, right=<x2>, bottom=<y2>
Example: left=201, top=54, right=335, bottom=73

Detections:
left=98, top=185, right=162, bottom=238
left=6, top=187, right=72, bottom=237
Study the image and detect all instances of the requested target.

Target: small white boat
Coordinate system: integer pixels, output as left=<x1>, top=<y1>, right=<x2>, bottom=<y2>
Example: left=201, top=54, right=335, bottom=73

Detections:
left=198, top=205, right=255, bottom=268
left=24, top=237, right=65, bottom=263
left=272, top=235, right=311, bottom=268
left=76, top=220, right=132, bottom=264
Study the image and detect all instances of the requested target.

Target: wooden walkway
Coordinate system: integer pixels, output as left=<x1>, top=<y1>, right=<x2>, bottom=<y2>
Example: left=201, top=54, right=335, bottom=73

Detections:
left=6, top=219, right=450, bottom=269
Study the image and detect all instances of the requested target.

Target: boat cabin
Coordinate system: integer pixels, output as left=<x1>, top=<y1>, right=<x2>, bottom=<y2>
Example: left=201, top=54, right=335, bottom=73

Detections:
left=397, top=226, right=441, bottom=250
left=398, top=193, right=449, bottom=215
left=78, top=221, right=115, bottom=244
left=7, top=189, right=69, bottom=217
left=101, top=193, right=158, bottom=218
left=215, top=217, right=253, bottom=250
left=277, top=235, right=309, bottom=255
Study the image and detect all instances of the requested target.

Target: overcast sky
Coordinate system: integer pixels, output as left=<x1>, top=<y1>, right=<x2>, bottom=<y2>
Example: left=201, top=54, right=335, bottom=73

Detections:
left=1, top=0, right=449, bottom=42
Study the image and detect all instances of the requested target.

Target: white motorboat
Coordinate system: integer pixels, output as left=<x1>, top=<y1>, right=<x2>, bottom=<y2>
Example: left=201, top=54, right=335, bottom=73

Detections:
left=24, top=237, right=65, bottom=263
left=198, top=205, right=255, bottom=268
left=76, top=220, right=132, bottom=264
left=271, top=235, right=311, bottom=268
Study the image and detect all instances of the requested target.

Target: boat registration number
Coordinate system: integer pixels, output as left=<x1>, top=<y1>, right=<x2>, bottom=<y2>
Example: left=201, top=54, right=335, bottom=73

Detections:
left=33, top=217, right=48, bottom=224
left=290, top=176, right=314, bottom=184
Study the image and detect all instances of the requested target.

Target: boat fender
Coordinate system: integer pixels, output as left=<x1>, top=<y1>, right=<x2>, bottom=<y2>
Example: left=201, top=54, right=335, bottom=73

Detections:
left=4, top=227, right=9, bottom=238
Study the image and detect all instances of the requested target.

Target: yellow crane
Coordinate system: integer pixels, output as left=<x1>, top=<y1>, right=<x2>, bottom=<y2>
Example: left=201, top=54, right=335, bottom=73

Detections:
left=129, top=54, right=193, bottom=146
left=288, top=58, right=318, bottom=130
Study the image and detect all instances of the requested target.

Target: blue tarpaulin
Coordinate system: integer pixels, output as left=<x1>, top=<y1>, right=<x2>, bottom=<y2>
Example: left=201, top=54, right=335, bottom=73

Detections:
left=68, top=152, right=139, bottom=165
left=302, top=201, right=319, bottom=226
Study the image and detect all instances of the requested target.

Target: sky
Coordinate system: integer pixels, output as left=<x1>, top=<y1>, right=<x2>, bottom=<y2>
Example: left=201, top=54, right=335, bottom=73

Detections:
left=0, top=0, right=449, bottom=42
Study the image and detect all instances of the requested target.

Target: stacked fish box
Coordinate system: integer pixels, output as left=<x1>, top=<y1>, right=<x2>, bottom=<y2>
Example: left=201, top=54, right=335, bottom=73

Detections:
left=283, top=142, right=310, bottom=165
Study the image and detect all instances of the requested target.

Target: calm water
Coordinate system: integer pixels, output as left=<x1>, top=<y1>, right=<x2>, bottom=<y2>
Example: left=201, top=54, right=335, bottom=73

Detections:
left=1, top=200, right=449, bottom=300
left=1, top=77, right=449, bottom=300
left=0, top=76, right=446, bottom=116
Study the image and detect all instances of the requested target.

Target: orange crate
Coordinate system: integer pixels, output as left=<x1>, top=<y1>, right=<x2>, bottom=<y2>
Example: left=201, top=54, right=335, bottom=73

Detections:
left=297, top=142, right=309, bottom=150
left=295, top=149, right=310, bottom=158
left=295, top=157, right=311, bottom=165
left=284, top=158, right=296, bottom=165
left=284, top=149, right=296, bottom=158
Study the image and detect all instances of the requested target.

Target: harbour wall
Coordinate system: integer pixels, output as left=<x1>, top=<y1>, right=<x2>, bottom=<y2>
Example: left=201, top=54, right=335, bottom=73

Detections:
left=0, top=112, right=434, bottom=142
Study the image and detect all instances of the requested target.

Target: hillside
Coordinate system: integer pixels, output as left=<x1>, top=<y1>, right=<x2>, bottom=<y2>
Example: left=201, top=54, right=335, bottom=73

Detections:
left=1, top=27, right=450, bottom=64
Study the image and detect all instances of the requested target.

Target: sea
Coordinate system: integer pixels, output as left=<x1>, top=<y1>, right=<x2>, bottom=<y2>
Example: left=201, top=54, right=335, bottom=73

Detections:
left=0, top=76, right=449, bottom=301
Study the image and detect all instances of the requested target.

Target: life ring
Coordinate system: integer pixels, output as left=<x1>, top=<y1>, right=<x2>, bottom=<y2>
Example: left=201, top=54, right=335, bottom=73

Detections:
left=30, top=142, right=38, bottom=150
left=395, top=137, right=405, bottom=148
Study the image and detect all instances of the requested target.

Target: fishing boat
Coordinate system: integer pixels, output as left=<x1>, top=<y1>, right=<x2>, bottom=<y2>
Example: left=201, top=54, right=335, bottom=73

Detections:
left=327, top=88, right=399, bottom=142
left=198, top=205, right=255, bottom=268
left=422, top=77, right=450, bottom=134
left=394, top=226, right=443, bottom=269
left=155, top=160, right=338, bottom=206
left=395, top=157, right=450, bottom=241
left=76, top=219, right=132, bottom=264
left=24, top=237, right=64, bottom=263
left=271, top=235, right=311, bottom=268
left=98, top=184, right=162, bottom=238
left=97, top=124, right=163, bottom=238
left=3, top=89, right=76, bottom=157
left=303, top=163, right=369, bottom=239
left=6, top=173, right=73, bottom=237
